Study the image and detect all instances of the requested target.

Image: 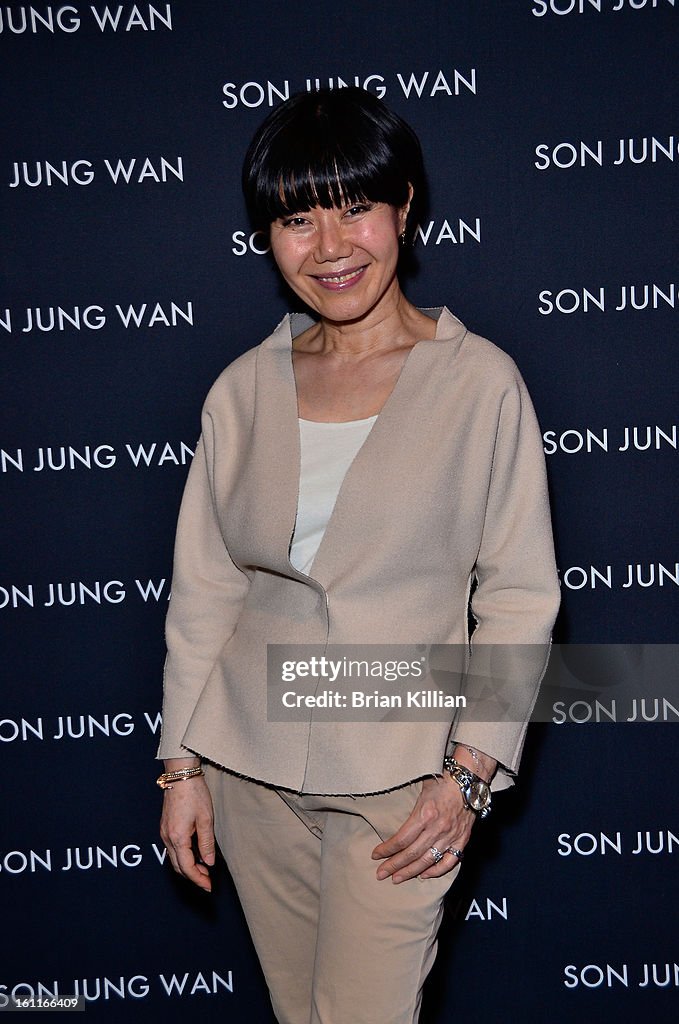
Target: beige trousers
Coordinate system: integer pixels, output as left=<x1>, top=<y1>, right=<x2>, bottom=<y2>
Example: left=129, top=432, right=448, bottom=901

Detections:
left=206, top=766, right=458, bottom=1024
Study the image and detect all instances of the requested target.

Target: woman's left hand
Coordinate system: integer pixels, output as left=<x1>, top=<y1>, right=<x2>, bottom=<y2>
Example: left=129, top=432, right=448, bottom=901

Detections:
left=371, top=775, right=474, bottom=883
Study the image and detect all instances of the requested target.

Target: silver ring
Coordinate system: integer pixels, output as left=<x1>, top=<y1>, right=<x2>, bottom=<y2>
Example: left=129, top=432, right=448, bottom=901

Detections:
left=446, top=847, right=464, bottom=860
left=429, top=846, right=444, bottom=864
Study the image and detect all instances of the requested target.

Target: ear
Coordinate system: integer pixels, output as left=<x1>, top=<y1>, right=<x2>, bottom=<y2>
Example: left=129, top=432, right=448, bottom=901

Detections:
left=398, top=183, right=414, bottom=233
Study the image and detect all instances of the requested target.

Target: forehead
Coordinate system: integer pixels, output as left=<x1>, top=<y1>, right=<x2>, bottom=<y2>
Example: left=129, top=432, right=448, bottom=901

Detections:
left=276, top=172, right=368, bottom=209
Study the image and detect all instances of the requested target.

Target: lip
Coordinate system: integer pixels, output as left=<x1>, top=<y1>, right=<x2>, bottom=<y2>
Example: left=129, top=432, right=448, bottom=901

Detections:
left=311, top=266, right=368, bottom=291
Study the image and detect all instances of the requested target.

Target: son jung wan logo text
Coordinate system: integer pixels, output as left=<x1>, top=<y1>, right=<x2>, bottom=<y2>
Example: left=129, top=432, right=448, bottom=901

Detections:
left=532, top=0, right=675, bottom=16
left=0, top=300, right=193, bottom=334
left=221, top=69, right=477, bottom=109
left=535, top=135, right=679, bottom=169
left=538, top=283, right=678, bottom=314
left=559, top=561, right=679, bottom=591
left=0, top=710, right=162, bottom=744
left=543, top=424, right=677, bottom=454
left=0, top=970, right=233, bottom=1006
left=0, top=4, right=173, bottom=35
left=6, top=156, right=183, bottom=189
left=0, top=577, right=171, bottom=609
left=1, top=442, right=194, bottom=474
left=232, top=217, right=482, bottom=256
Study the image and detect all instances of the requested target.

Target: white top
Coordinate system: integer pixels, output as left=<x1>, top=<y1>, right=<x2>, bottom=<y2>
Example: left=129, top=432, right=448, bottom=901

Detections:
left=289, top=415, right=378, bottom=575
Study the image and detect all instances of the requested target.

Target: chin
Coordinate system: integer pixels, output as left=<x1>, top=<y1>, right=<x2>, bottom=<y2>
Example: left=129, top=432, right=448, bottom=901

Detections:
left=307, top=288, right=385, bottom=324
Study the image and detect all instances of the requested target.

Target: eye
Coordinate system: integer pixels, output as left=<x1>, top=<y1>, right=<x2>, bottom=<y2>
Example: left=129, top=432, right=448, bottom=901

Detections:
left=345, top=203, right=373, bottom=217
left=280, top=215, right=310, bottom=229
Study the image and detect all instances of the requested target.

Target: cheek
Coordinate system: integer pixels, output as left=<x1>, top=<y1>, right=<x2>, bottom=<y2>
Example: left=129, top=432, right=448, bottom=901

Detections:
left=365, top=215, right=401, bottom=250
left=271, top=238, right=303, bottom=276
left=366, top=227, right=400, bottom=264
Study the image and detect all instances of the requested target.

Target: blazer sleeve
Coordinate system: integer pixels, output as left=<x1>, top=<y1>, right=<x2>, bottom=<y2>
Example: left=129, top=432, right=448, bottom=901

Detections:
left=449, top=371, right=561, bottom=787
left=157, top=411, right=250, bottom=759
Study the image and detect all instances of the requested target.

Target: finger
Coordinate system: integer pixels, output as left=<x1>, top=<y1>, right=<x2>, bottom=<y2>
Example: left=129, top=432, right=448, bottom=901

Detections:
left=371, top=815, right=430, bottom=860
left=379, top=825, right=471, bottom=881
left=162, top=822, right=212, bottom=890
left=372, top=794, right=441, bottom=860
left=376, top=832, right=448, bottom=880
left=196, top=821, right=216, bottom=866
left=393, top=843, right=465, bottom=883
left=389, top=846, right=448, bottom=883
left=420, top=847, right=464, bottom=879
left=174, top=840, right=212, bottom=891
left=163, top=844, right=181, bottom=876
left=159, top=825, right=181, bottom=876
left=376, top=819, right=453, bottom=872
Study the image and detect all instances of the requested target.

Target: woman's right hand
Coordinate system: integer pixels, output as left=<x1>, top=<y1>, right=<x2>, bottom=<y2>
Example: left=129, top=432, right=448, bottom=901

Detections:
left=159, top=766, right=216, bottom=892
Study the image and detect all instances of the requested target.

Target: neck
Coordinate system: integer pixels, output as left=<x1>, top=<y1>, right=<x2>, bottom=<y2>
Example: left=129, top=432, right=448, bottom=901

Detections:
left=310, top=286, right=434, bottom=358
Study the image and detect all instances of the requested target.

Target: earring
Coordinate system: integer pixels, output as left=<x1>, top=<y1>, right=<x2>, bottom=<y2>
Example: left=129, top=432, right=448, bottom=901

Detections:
left=399, top=230, right=406, bottom=245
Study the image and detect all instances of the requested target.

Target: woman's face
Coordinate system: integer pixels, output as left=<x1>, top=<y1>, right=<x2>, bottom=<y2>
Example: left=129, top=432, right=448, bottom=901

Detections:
left=269, top=196, right=410, bottom=325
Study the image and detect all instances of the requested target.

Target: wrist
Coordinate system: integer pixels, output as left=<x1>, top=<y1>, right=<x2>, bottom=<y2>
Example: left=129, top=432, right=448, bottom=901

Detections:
left=164, top=756, right=201, bottom=771
left=450, top=744, right=496, bottom=783
left=157, top=759, right=204, bottom=790
left=443, top=756, right=492, bottom=819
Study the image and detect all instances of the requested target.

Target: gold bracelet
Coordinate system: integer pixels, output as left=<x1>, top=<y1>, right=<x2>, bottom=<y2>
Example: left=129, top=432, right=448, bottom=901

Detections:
left=156, top=766, right=204, bottom=790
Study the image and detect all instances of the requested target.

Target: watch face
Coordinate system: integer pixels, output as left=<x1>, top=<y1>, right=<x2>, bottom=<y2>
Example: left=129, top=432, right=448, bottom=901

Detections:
left=469, top=781, right=491, bottom=812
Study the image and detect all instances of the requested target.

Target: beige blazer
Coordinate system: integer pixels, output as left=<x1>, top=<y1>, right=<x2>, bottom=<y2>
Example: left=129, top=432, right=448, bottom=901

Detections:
left=158, top=307, right=560, bottom=793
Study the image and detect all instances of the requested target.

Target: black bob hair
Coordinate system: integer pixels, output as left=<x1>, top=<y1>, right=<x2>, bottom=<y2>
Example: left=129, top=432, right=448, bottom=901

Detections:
left=242, top=87, right=427, bottom=244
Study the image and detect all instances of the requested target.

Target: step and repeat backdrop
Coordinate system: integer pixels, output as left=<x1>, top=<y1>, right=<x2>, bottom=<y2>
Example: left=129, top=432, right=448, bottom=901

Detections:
left=2, top=2, right=678, bottom=1021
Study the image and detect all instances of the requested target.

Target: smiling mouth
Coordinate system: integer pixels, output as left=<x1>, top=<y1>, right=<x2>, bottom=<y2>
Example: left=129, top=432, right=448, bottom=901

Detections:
left=313, top=266, right=367, bottom=288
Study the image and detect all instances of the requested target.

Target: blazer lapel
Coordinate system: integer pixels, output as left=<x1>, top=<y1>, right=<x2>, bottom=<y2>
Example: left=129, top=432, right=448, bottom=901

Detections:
left=244, top=313, right=312, bottom=577
left=309, top=308, right=467, bottom=587
left=242, top=307, right=467, bottom=588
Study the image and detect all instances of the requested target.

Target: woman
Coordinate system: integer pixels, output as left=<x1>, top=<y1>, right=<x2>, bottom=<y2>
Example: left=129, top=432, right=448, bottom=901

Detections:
left=158, top=88, right=560, bottom=1024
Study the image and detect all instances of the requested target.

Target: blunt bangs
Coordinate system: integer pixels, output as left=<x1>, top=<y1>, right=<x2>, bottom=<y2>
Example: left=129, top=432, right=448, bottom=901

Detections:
left=242, top=88, right=426, bottom=239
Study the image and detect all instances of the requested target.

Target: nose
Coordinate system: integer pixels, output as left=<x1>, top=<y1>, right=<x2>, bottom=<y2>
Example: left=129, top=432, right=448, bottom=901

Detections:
left=313, top=215, right=351, bottom=263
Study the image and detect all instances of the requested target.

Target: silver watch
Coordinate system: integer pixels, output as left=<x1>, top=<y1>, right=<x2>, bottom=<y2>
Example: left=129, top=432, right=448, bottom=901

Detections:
left=443, top=757, right=492, bottom=818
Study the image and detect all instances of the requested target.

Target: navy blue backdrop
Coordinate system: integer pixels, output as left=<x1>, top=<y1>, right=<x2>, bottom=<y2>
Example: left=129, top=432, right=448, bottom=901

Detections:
left=2, top=2, right=678, bottom=1020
